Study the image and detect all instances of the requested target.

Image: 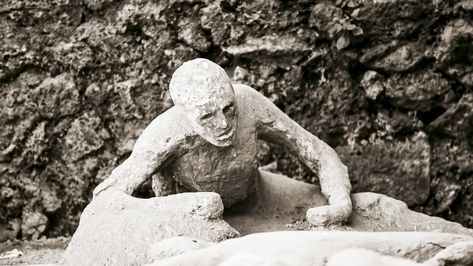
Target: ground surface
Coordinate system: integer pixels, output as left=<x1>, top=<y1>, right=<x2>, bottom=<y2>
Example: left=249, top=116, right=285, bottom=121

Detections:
left=0, top=237, right=68, bottom=265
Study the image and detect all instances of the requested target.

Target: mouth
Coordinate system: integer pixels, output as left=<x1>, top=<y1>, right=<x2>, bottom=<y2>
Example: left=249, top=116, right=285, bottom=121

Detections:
left=215, top=127, right=234, bottom=141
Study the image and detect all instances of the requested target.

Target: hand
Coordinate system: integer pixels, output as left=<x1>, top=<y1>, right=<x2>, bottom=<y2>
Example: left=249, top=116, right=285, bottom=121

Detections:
left=306, top=204, right=352, bottom=227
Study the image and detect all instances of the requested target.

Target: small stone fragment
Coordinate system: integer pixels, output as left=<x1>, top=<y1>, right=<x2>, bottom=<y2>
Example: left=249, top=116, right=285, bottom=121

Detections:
left=384, top=70, right=451, bottom=111
left=63, top=111, right=109, bottom=161
left=361, top=70, right=384, bottom=100
left=431, top=93, right=473, bottom=138
left=21, top=210, right=48, bottom=240
left=435, top=19, right=473, bottom=88
left=177, top=18, right=211, bottom=52
left=0, top=249, right=23, bottom=260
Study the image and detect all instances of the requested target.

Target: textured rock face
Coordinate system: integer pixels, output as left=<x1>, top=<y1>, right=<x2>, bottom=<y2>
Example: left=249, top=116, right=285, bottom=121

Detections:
left=1, top=0, right=473, bottom=239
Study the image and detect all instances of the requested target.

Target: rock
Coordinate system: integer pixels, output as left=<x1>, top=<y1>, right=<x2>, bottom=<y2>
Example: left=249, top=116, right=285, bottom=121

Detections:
left=455, top=0, right=473, bottom=12
left=84, top=82, right=109, bottom=107
left=84, top=0, right=115, bottom=11
left=200, top=3, right=235, bottom=46
left=435, top=19, right=473, bottom=88
left=63, top=111, right=110, bottom=162
left=177, top=17, right=211, bottom=52
left=309, top=3, right=344, bottom=39
left=430, top=138, right=473, bottom=181
left=116, top=2, right=167, bottom=39
left=362, top=42, right=426, bottom=73
left=385, top=70, right=451, bottom=111
left=50, top=41, right=94, bottom=71
left=351, top=0, right=434, bottom=41
left=0, top=219, right=21, bottom=242
left=21, top=209, right=48, bottom=240
left=349, top=192, right=471, bottom=234
left=63, top=191, right=239, bottom=266
left=150, top=231, right=473, bottom=266
left=22, top=121, right=49, bottom=165
left=33, top=73, right=80, bottom=119
left=337, top=132, right=431, bottom=206
left=309, top=2, right=363, bottom=40
left=222, top=35, right=311, bottom=66
left=430, top=93, right=473, bottom=138
left=361, top=70, right=384, bottom=100
left=41, top=187, right=62, bottom=213
left=427, top=138, right=473, bottom=225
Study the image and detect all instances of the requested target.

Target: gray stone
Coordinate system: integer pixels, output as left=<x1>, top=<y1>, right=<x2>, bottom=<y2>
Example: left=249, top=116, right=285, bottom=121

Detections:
left=63, top=111, right=110, bottom=162
left=33, top=73, right=80, bottom=119
left=366, top=43, right=426, bottom=73
left=21, top=209, right=48, bottom=240
left=200, top=2, right=234, bottom=46
left=385, top=70, right=451, bottom=111
left=309, top=2, right=363, bottom=42
left=40, top=187, right=62, bottom=213
left=149, top=231, right=473, bottom=266
left=351, top=0, right=434, bottom=41
left=431, top=93, right=473, bottom=138
left=361, top=70, right=384, bottom=100
left=435, top=19, right=473, bottom=88
left=63, top=191, right=239, bottom=266
left=222, top=35, right=312, bottom=66
left=0, top=219, right=20, bottom=242
left=177, top=18, right=211, bottom=52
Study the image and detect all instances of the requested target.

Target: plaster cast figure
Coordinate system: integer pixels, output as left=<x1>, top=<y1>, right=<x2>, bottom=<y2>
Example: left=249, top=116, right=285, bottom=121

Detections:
left=93, top=58, right=352, bottom=226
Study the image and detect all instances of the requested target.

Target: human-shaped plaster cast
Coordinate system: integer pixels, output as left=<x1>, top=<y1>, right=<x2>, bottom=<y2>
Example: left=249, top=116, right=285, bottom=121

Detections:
left=93, top=58, right=352, bottom=226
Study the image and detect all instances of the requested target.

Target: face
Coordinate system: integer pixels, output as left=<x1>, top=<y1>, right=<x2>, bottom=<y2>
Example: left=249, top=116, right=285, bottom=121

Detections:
left=183, top=83, right=238, bottom=147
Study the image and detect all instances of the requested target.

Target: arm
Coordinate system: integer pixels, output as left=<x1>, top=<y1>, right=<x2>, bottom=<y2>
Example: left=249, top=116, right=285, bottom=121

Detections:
left=236, top=84, right=352, bottom=226
left=93, top=108, right=187, bottom=198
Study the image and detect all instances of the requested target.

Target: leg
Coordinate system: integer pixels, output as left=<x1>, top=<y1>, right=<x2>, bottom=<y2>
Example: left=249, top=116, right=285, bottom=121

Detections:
left=151, top=172, right=176, bottom=196
left=258, top=170, right=351, bottom=227
left=255, top=169, right=326, bottom=214
left=224, top=169, right=327, bottom=234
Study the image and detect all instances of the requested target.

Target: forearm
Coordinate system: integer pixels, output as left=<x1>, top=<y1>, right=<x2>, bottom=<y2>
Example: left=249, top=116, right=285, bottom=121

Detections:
left=93, top=153, right=156, bottom=197
left=291, top=129, right=352, bottom=207
left=315, top=140, right=352, bottom=206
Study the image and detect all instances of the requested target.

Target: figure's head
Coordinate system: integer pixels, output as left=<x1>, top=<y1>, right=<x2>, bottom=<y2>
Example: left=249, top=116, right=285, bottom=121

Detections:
left=169, top=58, right=237, bottom=147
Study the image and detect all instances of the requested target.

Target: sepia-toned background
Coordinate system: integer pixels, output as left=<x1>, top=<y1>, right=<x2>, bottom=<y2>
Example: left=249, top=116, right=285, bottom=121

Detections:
left=1, top=0, right=472, bottom=241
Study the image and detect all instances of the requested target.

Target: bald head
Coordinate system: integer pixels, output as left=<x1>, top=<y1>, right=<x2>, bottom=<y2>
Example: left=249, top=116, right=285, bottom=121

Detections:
left=169, top=58, right=235, bottom=109
left=169, top=58, right=238, bottom=147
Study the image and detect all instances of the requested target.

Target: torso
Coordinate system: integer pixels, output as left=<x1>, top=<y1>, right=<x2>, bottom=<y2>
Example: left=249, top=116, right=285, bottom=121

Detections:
left=162, top=86, right=260, bottom=207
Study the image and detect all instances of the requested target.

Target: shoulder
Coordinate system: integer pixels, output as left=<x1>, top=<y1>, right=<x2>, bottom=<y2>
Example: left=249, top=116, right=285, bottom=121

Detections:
left=133, top=106, right=195, bottom=152
left=233, top=83, right=276, bottom=114
left=233, top=83, right=261, bottom=99
left=233, top=83, right=269, bottom=110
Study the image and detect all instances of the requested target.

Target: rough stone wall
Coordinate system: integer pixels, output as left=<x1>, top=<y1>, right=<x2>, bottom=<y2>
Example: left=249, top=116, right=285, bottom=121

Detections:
left=1, top=0, right=472, bottom=240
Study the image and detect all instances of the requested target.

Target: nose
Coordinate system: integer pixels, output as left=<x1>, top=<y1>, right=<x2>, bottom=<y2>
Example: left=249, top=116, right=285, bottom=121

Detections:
left=214, top=111, right=228, bottom=130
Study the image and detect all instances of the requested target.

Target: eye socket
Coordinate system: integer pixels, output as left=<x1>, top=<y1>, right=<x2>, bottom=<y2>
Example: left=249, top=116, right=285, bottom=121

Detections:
left=200, top=113, right=212, bottom=120
left=223, top=102, right=235, bottom=113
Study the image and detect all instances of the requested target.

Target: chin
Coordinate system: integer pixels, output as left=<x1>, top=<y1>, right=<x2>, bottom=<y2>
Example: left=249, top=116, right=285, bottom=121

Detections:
left=210, top=137, right=234, bottom=147
left=207, top=132, right=236, bottom=147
